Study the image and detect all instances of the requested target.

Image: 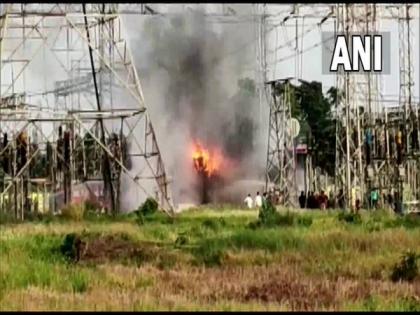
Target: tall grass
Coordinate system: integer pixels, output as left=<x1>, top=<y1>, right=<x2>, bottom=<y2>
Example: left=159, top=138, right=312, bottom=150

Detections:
left=0, top=208, right=419, bottom=311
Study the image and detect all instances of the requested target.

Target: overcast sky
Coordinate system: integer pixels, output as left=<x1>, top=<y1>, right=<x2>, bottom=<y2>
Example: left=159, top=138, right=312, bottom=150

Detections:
left=122, top=3, right=420, bottom=107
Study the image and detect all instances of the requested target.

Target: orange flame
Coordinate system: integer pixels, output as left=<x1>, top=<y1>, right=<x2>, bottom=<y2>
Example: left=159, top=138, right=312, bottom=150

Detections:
left=192, top=141, right=222, bottom=177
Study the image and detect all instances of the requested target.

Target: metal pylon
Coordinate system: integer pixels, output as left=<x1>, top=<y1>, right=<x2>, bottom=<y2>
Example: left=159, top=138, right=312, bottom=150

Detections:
left=335, top=4, right=377, bottom=210
left=265, top=79, right=298, bottom=207
left=0, top=4, right=173, bottom=216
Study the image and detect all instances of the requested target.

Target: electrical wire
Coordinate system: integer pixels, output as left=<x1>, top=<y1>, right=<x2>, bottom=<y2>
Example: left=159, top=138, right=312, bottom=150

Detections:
left=266, top=34, right=335, bottom=67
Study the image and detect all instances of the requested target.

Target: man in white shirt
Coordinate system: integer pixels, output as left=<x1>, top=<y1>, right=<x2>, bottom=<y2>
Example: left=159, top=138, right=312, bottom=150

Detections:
left=244, top=193, right=253, bottom=209
left=254, top=191, right=262, bottom=208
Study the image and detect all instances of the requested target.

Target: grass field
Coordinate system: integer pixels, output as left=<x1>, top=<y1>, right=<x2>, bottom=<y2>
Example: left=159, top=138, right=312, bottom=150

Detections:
left=0, top=206, right=419, bottom=311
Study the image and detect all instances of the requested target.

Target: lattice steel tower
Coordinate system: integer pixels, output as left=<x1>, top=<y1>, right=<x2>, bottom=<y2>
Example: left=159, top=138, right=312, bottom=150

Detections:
left=265, top=79, right=298, bottom=207
left=0, top=3, right=173, bottom=218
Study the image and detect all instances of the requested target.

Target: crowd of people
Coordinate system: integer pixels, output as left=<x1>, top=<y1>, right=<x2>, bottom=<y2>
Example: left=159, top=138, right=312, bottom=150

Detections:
left=244, top=189, right=331, bottom=210
left=298, top=190, right=330, bottom=210
left=244, top=188, right=406, bottom=214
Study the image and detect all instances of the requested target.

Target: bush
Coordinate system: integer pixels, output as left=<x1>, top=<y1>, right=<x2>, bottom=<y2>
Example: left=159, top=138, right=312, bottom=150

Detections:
left=60, top=233, right=83, bottom=262
left=257, top=200, right=279, bottom=227
left=254, top=200, right=312, bottom=228
left=391, top=250, right=419, bottom=282
left=338, top=211, right=362, bottom=224
left=61, top=203, right=85, bottom=221
left=138, top=197, right=158, bottom=216
left=133, top=198, right=159, bottom=226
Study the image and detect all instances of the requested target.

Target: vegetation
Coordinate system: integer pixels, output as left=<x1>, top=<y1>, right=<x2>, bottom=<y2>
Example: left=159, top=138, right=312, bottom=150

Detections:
left=133, top=197, right=159, bottom=225
left=0, top=207, right=419, bottom=311
left=274, top=80, right=339, bottom=176
left=252, top=200, right=313, bottom=229
left=391, top=251, right=419, bottom=282
left=338, top=211, right=362, bottom=224
left=60, top=203, right=86, bottom=221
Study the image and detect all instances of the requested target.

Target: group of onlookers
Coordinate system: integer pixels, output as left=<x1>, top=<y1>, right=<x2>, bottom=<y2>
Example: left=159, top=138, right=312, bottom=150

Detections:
left=244, top=191, right=265, bottom=209
left=244, top=188, right=412, bottom=214
left=298, top=190, right=330, bottom=210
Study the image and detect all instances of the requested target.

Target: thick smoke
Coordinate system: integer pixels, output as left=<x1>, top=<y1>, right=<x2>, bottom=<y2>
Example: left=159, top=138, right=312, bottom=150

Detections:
left=124, top=5, right=267, bottom=206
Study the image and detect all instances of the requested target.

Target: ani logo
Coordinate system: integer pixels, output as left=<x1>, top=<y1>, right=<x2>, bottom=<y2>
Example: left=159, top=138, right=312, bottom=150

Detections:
left=330, top=35, right=382, bottom=72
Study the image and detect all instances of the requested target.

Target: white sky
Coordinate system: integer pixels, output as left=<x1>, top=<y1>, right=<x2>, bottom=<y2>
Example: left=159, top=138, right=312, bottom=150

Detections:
left=122, top=3, right=420, bottom=106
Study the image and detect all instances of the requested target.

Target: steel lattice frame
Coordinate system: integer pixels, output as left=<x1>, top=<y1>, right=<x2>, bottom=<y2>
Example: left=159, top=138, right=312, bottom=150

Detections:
left=260, top=3, right=419, bottom=209
left=0, top=3, right=174, bottom=217
left=398, top=4, right=419, bottom=201
left=335, top=4, right=363, bottom=210
left=265, top=79, right=298, bottom=207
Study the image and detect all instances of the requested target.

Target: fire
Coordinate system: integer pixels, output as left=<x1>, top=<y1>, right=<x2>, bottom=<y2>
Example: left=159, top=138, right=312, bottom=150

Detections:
left=192, top=141, right=222, bottom=177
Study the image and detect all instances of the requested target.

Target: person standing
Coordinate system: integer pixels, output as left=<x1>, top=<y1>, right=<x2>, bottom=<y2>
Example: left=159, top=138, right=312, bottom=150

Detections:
left=255, top=191, right=263, bottom=208
left=244, top=193, right=253, bottom=209
left=318, top=190, right=328, bottom=210
left=370, top=188, right=379, bottom=209
left=337, top=189, right=345, bottom=210
left=298, top=191, right=306, bottom=209
left=307, top=191, right=315, bottom=209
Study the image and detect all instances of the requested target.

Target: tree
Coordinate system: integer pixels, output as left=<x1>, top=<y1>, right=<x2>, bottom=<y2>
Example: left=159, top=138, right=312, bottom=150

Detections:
left=293, top=81, right=337, bottom=176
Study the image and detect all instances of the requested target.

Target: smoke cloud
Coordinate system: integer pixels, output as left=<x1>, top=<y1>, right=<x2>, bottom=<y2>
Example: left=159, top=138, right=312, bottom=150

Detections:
left=124, top=5, right=267, bottom=207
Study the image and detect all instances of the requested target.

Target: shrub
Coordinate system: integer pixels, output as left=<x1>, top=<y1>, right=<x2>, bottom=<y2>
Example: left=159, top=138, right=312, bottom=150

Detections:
left=61, top=203, right=85, bottom=221
left=138, top=197, right=158, bottom=216
left=391, top=250, right=419, bottom=282
left=60, top=233, right=82, bottom=262
left=258, top=200, right=278, bottom=226
left=253, top=200, right=312, bottom=228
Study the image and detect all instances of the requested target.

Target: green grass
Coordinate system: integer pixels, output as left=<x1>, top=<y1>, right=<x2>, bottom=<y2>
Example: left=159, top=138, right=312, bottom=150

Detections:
left=0, top=207, right=419, bottom=311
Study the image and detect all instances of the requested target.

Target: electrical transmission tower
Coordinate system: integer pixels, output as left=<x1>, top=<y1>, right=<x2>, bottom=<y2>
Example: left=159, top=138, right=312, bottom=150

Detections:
left=0, top=3, right=173, bottom=218
left=398, top=4, right=419, bottom=201
left=334, top=4, right=420, bottom=210
left=334, top=4, right=378, bottom=210
left=265, top=78, right=298, bottom=207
